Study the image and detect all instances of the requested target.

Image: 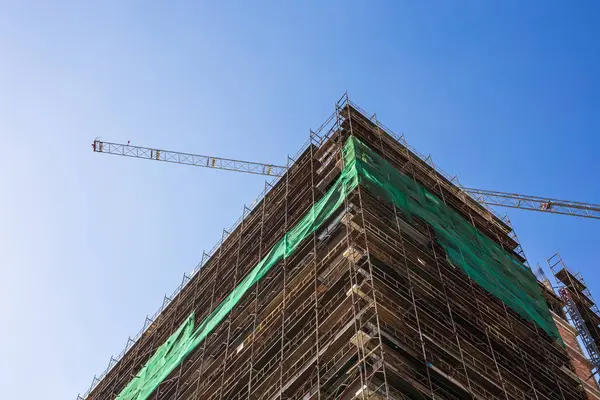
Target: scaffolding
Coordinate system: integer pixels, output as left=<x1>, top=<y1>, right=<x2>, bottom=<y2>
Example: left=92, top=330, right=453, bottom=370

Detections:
left=81, top=95, right=588, bottom=400
left=549, top=253, right=600, bottom=375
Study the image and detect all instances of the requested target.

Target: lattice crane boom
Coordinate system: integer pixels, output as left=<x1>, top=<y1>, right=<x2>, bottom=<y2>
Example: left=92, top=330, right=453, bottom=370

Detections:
left=93, top=139, right=600, bottom=220
left=92, top=139, right=286, bottom=177
left=464, top=188, right=600, bottom=220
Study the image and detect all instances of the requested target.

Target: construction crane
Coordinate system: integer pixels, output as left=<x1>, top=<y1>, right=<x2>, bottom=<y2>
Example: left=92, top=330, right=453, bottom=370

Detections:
left=92, top=139, right=600, bottom=220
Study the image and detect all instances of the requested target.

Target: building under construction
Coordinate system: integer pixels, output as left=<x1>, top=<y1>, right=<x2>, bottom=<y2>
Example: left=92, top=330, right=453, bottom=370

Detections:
left=81, top=96, right=600, bottom=400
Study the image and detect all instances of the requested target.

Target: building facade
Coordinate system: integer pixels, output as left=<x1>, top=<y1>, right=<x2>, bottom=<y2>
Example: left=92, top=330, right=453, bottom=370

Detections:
left=82, top=97, right=595, bottom=400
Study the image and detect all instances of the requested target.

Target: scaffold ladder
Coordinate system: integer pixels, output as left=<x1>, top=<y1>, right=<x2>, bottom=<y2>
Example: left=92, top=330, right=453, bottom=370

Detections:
left=560, top=288, right=600, bottom=371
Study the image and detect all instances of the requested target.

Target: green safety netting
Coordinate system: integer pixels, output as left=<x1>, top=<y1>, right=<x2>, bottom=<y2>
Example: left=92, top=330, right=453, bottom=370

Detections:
left=116, top=136, right=559, bottom=400
left=116, top=314, right=195, bottom=400
left=351, top=138, right=561, bottom=345
left=116, top=137, right=359, bottom=400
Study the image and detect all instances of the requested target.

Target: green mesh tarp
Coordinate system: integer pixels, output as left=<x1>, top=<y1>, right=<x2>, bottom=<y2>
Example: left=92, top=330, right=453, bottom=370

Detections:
left=115, top=138, right=359, bottom=400
left=116, top=136, right=559, bottom=400
left=350, top=137, right=560, bottom=345
left=116, top=314, right=196, bottom=400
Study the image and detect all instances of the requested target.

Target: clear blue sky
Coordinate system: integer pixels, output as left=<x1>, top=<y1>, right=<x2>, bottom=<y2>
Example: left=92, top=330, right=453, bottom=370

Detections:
left=1, top=1, right=599, bottom=398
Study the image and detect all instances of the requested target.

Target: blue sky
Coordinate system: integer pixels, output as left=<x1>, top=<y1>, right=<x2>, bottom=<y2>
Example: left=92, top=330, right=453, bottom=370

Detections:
left=1, top=1, right=599, bottom=398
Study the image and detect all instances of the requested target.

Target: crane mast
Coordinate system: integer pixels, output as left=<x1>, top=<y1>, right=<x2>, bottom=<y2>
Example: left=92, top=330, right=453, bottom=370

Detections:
left=93, top=139, right=600, bottom=220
